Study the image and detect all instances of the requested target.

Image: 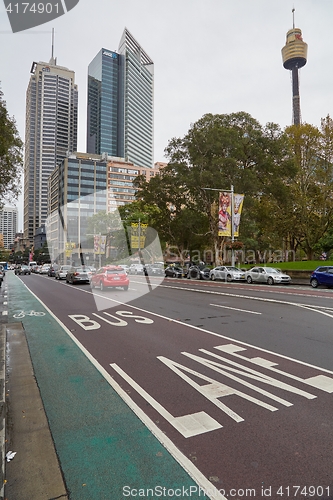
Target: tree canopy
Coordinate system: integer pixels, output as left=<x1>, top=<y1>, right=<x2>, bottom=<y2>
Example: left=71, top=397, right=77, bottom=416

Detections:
left=135, top=112, right=333, bottom=262
left=0, top=86, right=23, bottom=209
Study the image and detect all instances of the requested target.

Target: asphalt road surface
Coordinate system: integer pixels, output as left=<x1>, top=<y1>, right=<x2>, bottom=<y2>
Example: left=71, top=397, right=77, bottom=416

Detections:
left=9, top=273, right=333, bottom=499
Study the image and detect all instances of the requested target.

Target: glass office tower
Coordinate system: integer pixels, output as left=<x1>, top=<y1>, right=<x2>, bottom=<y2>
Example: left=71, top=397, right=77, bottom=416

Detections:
left=87, top=29, right=154, bottom=169
left=87, top=49, right=124, bottom=158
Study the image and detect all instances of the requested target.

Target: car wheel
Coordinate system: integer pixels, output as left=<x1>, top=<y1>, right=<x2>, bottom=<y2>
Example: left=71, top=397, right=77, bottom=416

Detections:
left=172, top=272, right=177, bottom=278
left=311, top=278, right=319, bottom=288
left=226, top=274, right=232, bottom=282
left=100, top=281, right=104, bottom=291
left=123, top=286, right=128, bottom=291
left=267, top=277, right=274, bottom=285
left=190, top=269, right=200, bottom=280
left=246, top=276, right=252, bottom=284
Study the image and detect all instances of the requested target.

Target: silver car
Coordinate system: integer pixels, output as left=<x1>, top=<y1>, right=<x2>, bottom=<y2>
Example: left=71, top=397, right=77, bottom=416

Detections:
left=55, top=265, right=71, bottom=280
left=245, top=267, right=291, bottom=285
left=210, top=266, right=245, bottom=282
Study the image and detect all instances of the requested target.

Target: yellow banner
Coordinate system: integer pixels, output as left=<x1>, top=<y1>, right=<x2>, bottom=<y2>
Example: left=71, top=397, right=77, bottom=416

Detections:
left=94, top=235, right=106, bottom=255
left=131, top=223, right=147, bottom=249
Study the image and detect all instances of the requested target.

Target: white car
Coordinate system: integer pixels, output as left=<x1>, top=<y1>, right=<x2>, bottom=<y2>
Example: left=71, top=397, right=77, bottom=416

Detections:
left=117, top=265, right=130, bottom=274
left=210, top=266, right=245, bottom=282
left=245, top=267, right=291, bottom=285
left=129, top=264, right=144, bottom=275
left=40, top=264, right=51, bottom=275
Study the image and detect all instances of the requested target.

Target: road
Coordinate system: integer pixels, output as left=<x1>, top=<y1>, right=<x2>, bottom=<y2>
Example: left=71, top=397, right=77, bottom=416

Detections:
left=7, top=272, right=333, bottom=499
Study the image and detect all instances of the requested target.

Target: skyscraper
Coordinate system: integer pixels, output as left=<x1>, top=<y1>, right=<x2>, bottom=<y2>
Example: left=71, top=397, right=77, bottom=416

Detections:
left=0, top=206, right=18, bottom=249
left=87, top=28, right=154, bottom=169
left=24, top=57, right=78, bottom=243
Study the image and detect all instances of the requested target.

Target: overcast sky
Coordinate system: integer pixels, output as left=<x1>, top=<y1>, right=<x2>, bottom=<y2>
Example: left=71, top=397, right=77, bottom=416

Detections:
left=1, top=0, right=332, bottom=230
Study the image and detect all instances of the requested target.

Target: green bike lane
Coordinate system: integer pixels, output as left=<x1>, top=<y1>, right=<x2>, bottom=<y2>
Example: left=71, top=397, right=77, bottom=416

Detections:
left=6, top=272, right=212, bottom=500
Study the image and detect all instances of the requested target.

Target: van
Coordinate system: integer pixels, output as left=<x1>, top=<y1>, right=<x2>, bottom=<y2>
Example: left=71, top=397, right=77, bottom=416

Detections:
left=28, top=261, right=37, bottom=270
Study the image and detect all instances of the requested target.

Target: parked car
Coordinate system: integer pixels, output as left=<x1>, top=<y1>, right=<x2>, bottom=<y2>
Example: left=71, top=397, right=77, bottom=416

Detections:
left=19, top=265, right=31, bottom=275
left=187, top=265, right=210, bottom=280
left=91, top=265, right=129, bottom=291
left=48, top=264, right=59, bottom=277
left=144, top=264, right=165, bottom=276
left=55, top=265, right=71, bottom=280
left=310, top=266, right=333, bottom=288
left=129, top=264, right=144, bottom=275
left=66, top=266, right=91, bottom=285
left=245, top=267, right=291, bottom=285
left=165, top=265, right=184, bottom=278
left=210, top=266, right=246, bottom=282
left=40, top=264, right=51, bottom=275
left=117, top=265, right=130, bottom=274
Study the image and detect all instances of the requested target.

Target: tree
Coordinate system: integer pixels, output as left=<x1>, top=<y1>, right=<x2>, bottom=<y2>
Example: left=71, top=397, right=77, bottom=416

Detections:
left=281, top=119, right=333, bottom=259
left=0, top=86, right=23, bottom=209
left=136, top=112, right=292, bottom=264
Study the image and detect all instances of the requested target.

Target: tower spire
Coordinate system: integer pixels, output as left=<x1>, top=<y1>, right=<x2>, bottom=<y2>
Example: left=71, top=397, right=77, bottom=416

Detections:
left=292, top=7, right=295, bottom=29
left=50, top=28, right=56, bottom=65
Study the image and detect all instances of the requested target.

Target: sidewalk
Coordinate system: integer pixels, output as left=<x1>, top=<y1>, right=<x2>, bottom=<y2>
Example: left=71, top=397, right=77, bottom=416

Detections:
left=3, top=322, right=68, bottom=500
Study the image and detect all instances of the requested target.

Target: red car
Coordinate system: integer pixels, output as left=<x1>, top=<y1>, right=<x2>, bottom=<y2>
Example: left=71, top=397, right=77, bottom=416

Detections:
left=91, top=266, right=129, bottom=291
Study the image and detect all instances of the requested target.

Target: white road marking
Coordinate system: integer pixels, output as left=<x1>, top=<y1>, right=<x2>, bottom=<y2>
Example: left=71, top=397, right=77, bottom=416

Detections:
left=210, top=303, right=261, bottom=315
left=110, top=363, right=222, bottom=438
left=18, top=281, right=228, bottom=500
left=214, top=344, right=333, bottom=393
left=67, top=281, right=333, bottom=375
left=195, top=349, right=316, bottom=400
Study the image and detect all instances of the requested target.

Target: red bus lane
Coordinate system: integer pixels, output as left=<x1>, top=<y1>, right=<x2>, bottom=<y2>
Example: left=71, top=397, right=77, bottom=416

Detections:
left=65, top=303, right=333, bottom=496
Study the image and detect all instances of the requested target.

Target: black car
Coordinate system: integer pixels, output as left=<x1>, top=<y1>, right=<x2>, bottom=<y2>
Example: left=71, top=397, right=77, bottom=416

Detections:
left=310, top=266, right=333, bottom=288
left=66, top=266, right=91, bottom=284
left=187, top=265, right=210, bottom=280
left=165, top=266, right=184, bottom=278
left=48, top=264, right=59, bottom=277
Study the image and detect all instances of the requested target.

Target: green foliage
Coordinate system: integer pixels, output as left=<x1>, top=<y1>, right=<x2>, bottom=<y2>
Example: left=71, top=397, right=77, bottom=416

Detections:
left=0, top=86, right=23, bottom=209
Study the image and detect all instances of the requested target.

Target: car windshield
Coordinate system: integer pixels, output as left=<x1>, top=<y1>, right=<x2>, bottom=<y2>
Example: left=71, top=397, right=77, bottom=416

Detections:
left=225, top=267, right=241, bottom=271
left=264, top=268, right=281, bottom=273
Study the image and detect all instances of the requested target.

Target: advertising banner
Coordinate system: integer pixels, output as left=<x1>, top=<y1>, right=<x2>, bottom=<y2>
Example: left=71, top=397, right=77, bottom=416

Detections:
left=131, top=223, right=147, bottom=250
left=218, top=192, right=244, bottom=237
left=94, top=235, right=106, bottom=255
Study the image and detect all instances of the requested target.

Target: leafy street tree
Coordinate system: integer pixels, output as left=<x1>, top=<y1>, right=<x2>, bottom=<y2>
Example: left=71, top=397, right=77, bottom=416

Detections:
left=275, top=118, right=333, bottom=260
left=136, top=112, right=292, bottom=263
left=0, top=86, right=23, bottom=209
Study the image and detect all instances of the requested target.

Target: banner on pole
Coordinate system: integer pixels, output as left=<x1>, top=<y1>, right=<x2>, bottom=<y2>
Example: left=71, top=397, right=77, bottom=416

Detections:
left=131, top=223, right=147, bottom=250
left=218, top=192, right=244, bottom=237
left=94, top=235, right=106, bottom=255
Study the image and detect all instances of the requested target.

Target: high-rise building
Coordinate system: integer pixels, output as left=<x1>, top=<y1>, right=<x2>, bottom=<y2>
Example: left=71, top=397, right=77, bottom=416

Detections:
left=0, top=206, right=18, bottom=249
left=87, top=28, right=154, bottom=169
left=47, top=152, right=162, bottom=263
left=24, top=56, right=78, bottom=243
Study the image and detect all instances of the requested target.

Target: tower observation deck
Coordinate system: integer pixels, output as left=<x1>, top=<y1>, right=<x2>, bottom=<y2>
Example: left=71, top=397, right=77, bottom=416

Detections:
left=281, top=10, right=308, bottom=125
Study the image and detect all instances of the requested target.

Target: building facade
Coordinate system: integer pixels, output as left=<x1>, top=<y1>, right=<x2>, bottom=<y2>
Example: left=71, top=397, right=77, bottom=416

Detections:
left=47, top=152, right=161, bottom=263
left=0, top=206, right=18, bottom=249
left=24, top=57, right=78, bottom=244
left=87, top=28, right=154, bottom=169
